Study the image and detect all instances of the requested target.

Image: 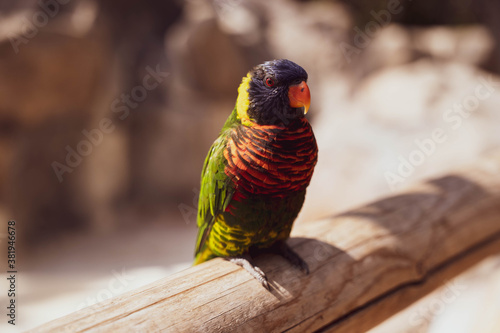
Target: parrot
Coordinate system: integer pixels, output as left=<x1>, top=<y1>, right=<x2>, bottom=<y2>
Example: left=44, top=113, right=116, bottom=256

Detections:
left=193, top=59, right=318, bottom=289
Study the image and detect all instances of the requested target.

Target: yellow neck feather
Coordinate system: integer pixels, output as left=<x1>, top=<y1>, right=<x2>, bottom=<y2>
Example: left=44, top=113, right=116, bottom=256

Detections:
left=236, top=73, right=254, bottom=127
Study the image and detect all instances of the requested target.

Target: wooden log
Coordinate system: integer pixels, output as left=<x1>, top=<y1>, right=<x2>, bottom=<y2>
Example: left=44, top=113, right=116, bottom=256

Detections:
left=31, top=152, right=500, bottom=332
left=325, top=227, right=500, bottom=333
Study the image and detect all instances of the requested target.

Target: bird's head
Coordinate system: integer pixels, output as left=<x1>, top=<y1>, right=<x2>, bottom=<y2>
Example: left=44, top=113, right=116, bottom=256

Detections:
left=236, top=59, right=310, bottom=126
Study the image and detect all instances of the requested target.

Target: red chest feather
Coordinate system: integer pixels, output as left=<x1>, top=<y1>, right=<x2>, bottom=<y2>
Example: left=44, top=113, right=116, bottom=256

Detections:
left=223, top=118, right=317, bottom=197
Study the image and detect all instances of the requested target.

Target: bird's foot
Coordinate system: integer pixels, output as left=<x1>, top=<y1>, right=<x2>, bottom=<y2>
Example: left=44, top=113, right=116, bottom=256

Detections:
left=227, top=256, right=270, bottom=290
left=269, top=241, right=309, bottom=274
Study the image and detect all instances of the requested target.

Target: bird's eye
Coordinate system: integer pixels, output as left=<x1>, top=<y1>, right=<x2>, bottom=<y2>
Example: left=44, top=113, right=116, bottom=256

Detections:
left=265, top=77, right=275, bottom=87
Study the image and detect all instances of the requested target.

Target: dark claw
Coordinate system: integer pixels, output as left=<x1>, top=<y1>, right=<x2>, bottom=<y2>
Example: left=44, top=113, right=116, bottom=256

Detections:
left=269, top=241, right=309, bottom=274
left=227, top=257, right=270, bottom=290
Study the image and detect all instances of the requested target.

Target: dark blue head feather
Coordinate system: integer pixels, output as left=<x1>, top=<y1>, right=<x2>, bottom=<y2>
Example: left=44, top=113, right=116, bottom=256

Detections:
left=247, top=59, right=308, bottom=125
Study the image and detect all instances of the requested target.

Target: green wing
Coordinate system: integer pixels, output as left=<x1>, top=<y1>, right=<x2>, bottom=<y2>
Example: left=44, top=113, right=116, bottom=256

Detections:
left=194, top=109, right=239, bottom=255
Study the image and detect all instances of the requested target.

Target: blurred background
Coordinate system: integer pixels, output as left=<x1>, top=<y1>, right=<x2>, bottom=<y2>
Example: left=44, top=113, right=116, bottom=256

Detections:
left=0, top=0, right=500, bottom=331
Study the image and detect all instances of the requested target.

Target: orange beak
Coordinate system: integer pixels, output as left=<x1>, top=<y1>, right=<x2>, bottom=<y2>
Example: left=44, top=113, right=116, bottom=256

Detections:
left=288, top=81, right=311, bottom=114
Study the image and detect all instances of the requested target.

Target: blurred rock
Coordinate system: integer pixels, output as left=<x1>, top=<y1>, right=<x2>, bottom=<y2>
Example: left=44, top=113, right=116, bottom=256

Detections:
left=214, top=0, right=264, bottom=47
left=0, top=33, right=108, bottom=126
left=260, top=0, right=352, bottom=76
left=0, top=15, right=120, bottom=241
left=170, top=18, right=250, bottom=97
left=352, top=24, right=414, bottom=80
left=349, top=24, right=495, bottom=81
left=414, top=25, right=495, bottom=66
left=0, top=1, right=145, bottom=241
left=168, top=0, right=268, bottom=97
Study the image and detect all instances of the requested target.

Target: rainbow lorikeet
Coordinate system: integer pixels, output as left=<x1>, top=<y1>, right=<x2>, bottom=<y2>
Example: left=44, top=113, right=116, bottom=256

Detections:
left=194, top=59, right=318, bottom=289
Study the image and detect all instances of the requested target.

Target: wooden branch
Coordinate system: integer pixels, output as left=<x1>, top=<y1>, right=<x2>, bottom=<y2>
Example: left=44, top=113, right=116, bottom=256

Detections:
left=322, top=226, right=500, bottom=333
left=31, top=152, right=500, bottom=333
